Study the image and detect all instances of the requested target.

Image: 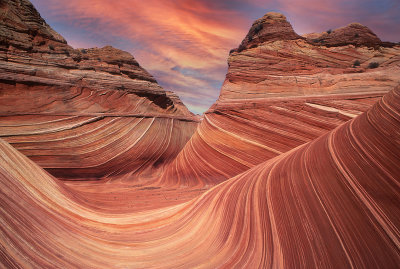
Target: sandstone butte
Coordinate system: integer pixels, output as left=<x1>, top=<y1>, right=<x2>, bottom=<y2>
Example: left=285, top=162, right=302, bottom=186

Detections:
left=0, top=0, right=199, bottom=180
left=0, top=1, right=400, bottom=268
left=160, top=12, right=400, bottom=186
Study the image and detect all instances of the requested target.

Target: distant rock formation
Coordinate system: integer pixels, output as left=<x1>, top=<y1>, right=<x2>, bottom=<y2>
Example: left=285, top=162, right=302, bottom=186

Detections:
left=224, top=13, right=400, bottom=100
left=0, top=0, right=198, bottom=179
left=304, top=23, right=384, bottom=48
left=160, top=12, right=400, bottom=186
left=1, top=3, right=399, bottom=268
left=234, top=12, right=303, bottom=52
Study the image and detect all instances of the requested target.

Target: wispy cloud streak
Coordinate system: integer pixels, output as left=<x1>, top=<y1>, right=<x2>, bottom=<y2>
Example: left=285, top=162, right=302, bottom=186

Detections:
left=31, top=0, right=400, bottom=113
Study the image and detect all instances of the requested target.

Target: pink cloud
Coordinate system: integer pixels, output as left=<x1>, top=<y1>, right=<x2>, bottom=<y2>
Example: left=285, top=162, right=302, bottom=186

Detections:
left=31, top=0, right=254, bottom=113
left=30, top=0, right=399, bottom=114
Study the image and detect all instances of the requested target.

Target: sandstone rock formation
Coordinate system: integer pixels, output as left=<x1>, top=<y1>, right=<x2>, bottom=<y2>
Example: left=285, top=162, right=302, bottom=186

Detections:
left=160, top=12, right=400, bottom=186
left=0, top=86, right=399, bottom=268
left=304, top=23, right=384, bottom=48
left=0, top=0, right=198, bottom=179
left=1, top=2, right=400, bottom=267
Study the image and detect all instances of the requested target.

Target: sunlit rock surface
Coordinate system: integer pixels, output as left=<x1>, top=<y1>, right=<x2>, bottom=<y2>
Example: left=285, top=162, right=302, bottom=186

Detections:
left=0, top=2, right=399, bottom=268
left=160, top=12, right=400, bottom=186
left=0, top=0, right=198, bottom=179
left=0, top=86, right=399, bottom=268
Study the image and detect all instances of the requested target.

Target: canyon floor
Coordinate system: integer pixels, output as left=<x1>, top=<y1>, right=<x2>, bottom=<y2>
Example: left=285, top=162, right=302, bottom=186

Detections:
left=0, top=1, right=399, bottom=268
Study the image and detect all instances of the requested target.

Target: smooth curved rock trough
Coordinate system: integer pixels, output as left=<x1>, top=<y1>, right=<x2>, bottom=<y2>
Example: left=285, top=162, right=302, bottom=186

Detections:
left=0, top=0, right=198, bottom=179
left=0, top=2, right=399, bottom=268
left=0, top=86, right=399, bottom=268
left=160, top=12, right=400, bottom=186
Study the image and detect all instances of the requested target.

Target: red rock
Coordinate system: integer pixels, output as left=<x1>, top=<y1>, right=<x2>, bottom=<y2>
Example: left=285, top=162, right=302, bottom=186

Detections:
left=0, top=0, right=198, bottom=179
left=0, top=86, right=398, bottom=268
left=0, top=3, right=400, bottom=268
left=0, top=0, right=67, bottom=50
left=160, top=13, right=400, bottom=186
left=233, top=12, right=303, bottom=53
left=304, top=23, right=384, bottom=48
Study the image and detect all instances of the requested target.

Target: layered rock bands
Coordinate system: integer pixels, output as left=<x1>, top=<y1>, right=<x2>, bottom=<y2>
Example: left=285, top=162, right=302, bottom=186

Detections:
left=160, top=12, right=400, bottom=186
left=1, top=3, right=400, bottom=268
left=0, top=0, right=198, bottom=179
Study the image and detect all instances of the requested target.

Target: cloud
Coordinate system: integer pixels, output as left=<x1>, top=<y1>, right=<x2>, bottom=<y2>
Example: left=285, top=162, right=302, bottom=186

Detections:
left=274, top=0, right=400, bottom=41
left=31, top=0, right=400, bottom=114
left=31, top=0, right=254, bottom=113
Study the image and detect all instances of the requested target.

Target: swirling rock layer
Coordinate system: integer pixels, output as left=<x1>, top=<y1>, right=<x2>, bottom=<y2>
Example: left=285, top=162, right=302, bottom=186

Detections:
left=0, top=86, right=399, bottom=268
left=1, top=4, right=399, bottom=268
left=160, top=92, right=383, bottom=185
left=0, top=0, right=198, bottom=179
left=161, top=12, right=400, bottom=186
left=0, top=114, right=197, bottom=179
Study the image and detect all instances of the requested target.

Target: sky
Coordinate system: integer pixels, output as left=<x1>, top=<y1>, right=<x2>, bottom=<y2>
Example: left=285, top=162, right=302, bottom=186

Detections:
left=30, top=0, right=400, bottom=114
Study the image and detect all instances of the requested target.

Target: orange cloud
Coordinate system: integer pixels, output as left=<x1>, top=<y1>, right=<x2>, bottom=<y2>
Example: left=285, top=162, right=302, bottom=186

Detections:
left=30, top=0, right=400, bottom=113
left=31, top=0, right=254, bottom=113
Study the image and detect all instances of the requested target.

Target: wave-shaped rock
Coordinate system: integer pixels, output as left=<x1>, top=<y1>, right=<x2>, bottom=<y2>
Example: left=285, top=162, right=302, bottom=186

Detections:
left=1, top=3, right=399, bottom=267
left=160, top=12, right=400, bottom=186
left=0, top=86, right=398, bottom=268
left=0, top=0, right=198, bottom=179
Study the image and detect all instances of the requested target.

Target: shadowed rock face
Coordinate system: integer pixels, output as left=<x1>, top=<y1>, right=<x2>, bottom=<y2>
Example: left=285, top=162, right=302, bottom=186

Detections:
left=0, top=0, right=67, bottom=49
left=0, top=86, right=399, bottom=268
left=0, top=0, right=198, bottom=179
left=160, top=12, right=400, bottom=186
left=1, top=3, right=400, bottom=267
left=0, top=0, right=190, bottom=114
left=234, top=12, right=303, bottom=53
left=223, top=14, right=400, bottom=100
left=304, top=23, right=384, bottom=48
